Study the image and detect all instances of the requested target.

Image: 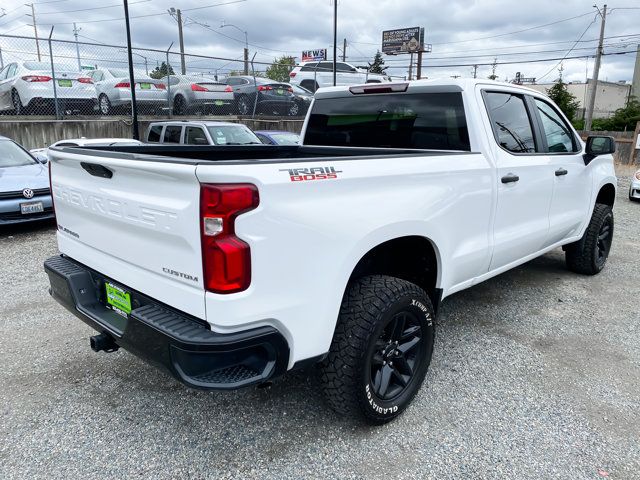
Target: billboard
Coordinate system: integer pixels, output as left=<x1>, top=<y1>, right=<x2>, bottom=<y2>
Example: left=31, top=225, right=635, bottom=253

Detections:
left=382, top=27, right=425, bottom=55
left=302, top=49, right=328, bottom=62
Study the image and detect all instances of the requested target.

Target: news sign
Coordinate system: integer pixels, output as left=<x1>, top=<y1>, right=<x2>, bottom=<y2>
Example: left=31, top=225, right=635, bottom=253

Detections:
left=302, top=49, right=328, bottom=62
left=382, top=27, right=425, bottom=54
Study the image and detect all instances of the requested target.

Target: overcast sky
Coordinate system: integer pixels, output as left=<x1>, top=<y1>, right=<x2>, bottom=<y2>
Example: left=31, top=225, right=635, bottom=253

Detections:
left=1, top=0, right=639, bottom=83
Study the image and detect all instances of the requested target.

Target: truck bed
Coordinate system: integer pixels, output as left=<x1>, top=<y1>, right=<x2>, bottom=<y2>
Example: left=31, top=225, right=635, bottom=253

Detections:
left=52, top=144, right=473, bottom=164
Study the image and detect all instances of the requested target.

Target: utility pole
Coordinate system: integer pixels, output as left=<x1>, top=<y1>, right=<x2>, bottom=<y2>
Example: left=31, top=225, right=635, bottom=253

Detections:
left=332, top=0, right=337, bottom=86
left=26, top=3, right=41, bottom=61
left=123, top=0, right=139, bottom=140
left=416, top=50, right=423, bottom=79
left=408, top=52, right=414, bottom=80
left=73, top=23, right=81, bottom=71
left=342, top=38, right=346, bottom=62
left=584, top=4, right=607, bottom=132
left=176, top=9, right=186, bottom=74
left=472, top=64, right=478, bottom=79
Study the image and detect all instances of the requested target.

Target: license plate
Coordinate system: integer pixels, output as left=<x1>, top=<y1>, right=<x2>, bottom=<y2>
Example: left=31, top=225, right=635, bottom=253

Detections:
left=277, top=89, right=284, bottom=95
left=58, top=79, right=72, bottom=87
left=20, top=201, right=44, bottom=214
left=215, top=100, right=225, bottom=106
left=139, top=83, right=151, bottom=90
left=105, top=282, right=132, bottom=318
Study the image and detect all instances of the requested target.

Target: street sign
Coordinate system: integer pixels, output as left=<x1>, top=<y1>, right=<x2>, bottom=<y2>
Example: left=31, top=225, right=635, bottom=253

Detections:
left=302, top=49, right=327, bottom=62
left=382, top=27, right=425, bottom=55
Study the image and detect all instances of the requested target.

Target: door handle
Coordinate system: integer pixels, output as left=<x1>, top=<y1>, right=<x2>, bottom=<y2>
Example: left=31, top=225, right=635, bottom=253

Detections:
left=501, top=173, right=520, bottom=184
left=555, top=168, right=568, bottom=176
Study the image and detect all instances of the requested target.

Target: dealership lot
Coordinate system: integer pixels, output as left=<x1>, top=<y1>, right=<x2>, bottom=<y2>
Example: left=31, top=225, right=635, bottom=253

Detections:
left=0, top=172, right=638, bottom=479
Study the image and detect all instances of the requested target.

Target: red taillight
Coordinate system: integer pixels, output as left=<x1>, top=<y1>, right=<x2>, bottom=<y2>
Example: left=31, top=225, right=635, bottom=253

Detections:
left=224, top=85, right=233, bottom=92
left=287, top=87, right=293, bottom=93
left=114, top=82, right=130, bottom=88
left=257, top=85, right=272, bottom=91
left=200, top=184, right=259, bottom=294
left=191, top=83, right=208, bottom=92
left=77, top=77, right=93, bottom=84
left=289, top=72, right=296, bottom=78
left=154, top=83, right=166, bottom=90
left=22, top=75, right=52, bottom=82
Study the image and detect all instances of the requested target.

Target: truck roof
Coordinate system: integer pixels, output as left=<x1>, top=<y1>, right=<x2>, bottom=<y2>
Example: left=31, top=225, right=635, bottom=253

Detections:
left=313, top=77, right=544, bottom=99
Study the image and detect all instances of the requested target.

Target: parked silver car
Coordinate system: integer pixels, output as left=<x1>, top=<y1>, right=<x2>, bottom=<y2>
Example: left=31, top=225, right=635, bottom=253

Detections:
left=165, top=75, right=234, bottom=115
left=0, top=61, right=96, bottom=115
left=630, top=169, right=640, bottom=202
left=86, top=68, right=167, bottom=115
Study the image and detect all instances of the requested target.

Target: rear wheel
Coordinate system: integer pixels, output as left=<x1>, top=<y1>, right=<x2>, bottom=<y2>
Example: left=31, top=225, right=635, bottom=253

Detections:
left=565, top=203, right=614, bottom=275
left=11, top=89, right=27, bottom=115
left=98, top=94, right=111, bottom=115
left=320, top=275, right=435, bottom=424
left=236, top=95, right=251, bottom=115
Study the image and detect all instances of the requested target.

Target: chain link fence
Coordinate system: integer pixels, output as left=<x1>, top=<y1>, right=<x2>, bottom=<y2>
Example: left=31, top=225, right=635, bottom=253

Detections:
left=0, top=33, right=307, bottom=119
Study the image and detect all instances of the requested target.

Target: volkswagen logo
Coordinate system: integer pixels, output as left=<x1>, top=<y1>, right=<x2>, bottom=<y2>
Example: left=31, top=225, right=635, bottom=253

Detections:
left=22, top=188, right=34, bottom=199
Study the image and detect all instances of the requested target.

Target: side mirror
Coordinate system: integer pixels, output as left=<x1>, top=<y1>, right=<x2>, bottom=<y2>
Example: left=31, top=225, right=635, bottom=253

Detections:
left=584, top=135, right=615, bottom=165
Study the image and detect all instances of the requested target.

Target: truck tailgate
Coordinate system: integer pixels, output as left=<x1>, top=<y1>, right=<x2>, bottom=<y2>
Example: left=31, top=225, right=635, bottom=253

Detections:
left=49, top=149, right=206, bottom=319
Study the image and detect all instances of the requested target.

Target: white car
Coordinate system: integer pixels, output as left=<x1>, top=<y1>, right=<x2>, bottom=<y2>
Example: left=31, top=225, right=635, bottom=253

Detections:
left=289, top=60, right=390, bottom=92
left=630, top=169, right=640, bottom=201
left=45, top=79, right=616, bottom=424
left=0, top=61, right=97, bottom=115
left=30, top=138, right=143, bottom=162
left=86, top=68, right=167, bottom=115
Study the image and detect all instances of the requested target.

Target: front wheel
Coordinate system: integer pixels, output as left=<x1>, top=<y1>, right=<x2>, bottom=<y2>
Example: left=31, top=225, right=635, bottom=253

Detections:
left=565, top=203, right=614, bottom=275
left=320, top=275, right=435, bottom=424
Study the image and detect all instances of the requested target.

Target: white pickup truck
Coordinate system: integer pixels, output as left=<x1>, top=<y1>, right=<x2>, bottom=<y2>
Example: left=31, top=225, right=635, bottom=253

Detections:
left=45, top=79, right=616, bottom=424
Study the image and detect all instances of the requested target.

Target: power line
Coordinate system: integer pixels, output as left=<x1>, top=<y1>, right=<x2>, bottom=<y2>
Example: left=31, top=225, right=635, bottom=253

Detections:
left=37, top=0, right=150, bottom=16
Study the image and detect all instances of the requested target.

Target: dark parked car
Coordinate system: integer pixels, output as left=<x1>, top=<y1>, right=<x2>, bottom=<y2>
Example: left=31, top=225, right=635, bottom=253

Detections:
left=0, top=136, right=54, bottom=225
left=289, top=83, right=313, bottom=117
left=254, top=130, right=300, bottom=145
left=225, top=76, right=297, bottom=116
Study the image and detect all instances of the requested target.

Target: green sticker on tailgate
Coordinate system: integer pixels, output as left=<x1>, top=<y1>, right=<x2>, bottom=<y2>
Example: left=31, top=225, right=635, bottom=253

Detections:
left=105, top=282, right=131, bottom=314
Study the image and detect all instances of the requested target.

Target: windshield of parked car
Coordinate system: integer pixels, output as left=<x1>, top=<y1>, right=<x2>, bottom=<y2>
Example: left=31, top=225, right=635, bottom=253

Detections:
left=291, top=84, right=312, bottom=95
left=0, top=140, right=38, bottom=168
left=206, top=125, right=261, bottom=145
left=270, top=133, right=300, bottom=145
left=24, top=61, right=75, bottom=72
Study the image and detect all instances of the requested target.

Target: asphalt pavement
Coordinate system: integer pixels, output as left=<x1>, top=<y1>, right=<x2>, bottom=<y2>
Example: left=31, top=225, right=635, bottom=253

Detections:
left=1, top=170, right=638, bottom=479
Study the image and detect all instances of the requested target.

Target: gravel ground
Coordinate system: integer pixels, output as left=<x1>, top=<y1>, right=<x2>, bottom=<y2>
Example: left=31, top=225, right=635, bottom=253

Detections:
left=1, top=169, right=639, bottom=480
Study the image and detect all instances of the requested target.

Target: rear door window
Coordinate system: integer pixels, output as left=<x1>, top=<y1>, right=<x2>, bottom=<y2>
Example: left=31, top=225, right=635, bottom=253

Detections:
left=484, top=92, right=537, bottom=154
left=163, top=125, right=182, bottom=143
left=147, top=125, right=163, bottom=143
left=305, top=92, right=470, bottom=151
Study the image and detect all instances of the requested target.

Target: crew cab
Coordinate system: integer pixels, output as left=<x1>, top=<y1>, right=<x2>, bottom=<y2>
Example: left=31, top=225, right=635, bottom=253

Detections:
left=44, top=79, right=616, bottom=424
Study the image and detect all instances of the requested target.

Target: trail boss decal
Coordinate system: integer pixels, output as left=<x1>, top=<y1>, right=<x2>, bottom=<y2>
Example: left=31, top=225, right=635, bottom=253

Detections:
left=279, top=166, right=342, bottom=182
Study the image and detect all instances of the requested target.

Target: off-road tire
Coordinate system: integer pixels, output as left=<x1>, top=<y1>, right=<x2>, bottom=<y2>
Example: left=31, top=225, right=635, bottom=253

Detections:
left=320, top=275, right=435, bottom=424
left=565, top=203, right=614, bottom=275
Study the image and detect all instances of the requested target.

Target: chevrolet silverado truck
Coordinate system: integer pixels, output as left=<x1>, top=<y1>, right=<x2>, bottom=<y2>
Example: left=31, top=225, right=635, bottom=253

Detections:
left=44, top=79, right=617, bottom=424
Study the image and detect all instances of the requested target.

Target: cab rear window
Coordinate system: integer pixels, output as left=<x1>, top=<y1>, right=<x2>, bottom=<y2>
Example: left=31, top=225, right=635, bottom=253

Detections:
left=305, top=92, right=470, bottom=151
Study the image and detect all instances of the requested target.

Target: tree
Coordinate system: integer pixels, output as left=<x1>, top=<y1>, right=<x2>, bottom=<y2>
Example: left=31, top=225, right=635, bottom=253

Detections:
left=265, top=56, right=296, bottom=83
left=149, top=62, right=174, bottom=79
left=546, top=79, right=581, bottom=121
left=368, top=51, right=387, bottom=74
left=597, top=97, right=640, bottom=131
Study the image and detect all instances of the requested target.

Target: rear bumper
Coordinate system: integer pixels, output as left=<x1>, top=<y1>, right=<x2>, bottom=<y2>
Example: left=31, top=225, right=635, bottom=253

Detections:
left=44, top=255, right=289, bottom=390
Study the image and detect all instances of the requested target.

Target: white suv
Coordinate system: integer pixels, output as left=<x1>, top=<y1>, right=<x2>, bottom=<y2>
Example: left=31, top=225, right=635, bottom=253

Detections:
left=289, top=61, right=390, bottom=92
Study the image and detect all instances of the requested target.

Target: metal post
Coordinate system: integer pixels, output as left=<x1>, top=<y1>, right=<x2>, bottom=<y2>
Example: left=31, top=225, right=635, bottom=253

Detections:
left=416, top=50, right=423, bottom=80
left=166, top=42, right=174, bottom=118
left=177, top=9, right=186, bottom=75
left=123, top=0, right=139, bottom=139
left=73, top=23, right=81, bottom=71
left=473, top=64, right=478, bottom=79
left=332, top=0, right=337, bottom=86
left=47, top=27, right=60, bottom=119
left=585, top=4, right=607, bottom=132
left=342, top=38, right=346, bottom=62
left=0, top=47, right=4, bottom=69
left=27, top=3, right=41, bottom=61
left=251, top=52, right=258, bottom=118
left=243, top=47, right=249, bottom=75
left=408, top=52, right=414, bottom=80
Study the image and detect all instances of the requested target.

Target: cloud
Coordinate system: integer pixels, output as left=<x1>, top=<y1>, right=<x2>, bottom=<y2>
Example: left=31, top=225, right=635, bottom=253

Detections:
left=0, top=0, right=638, bottom=82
